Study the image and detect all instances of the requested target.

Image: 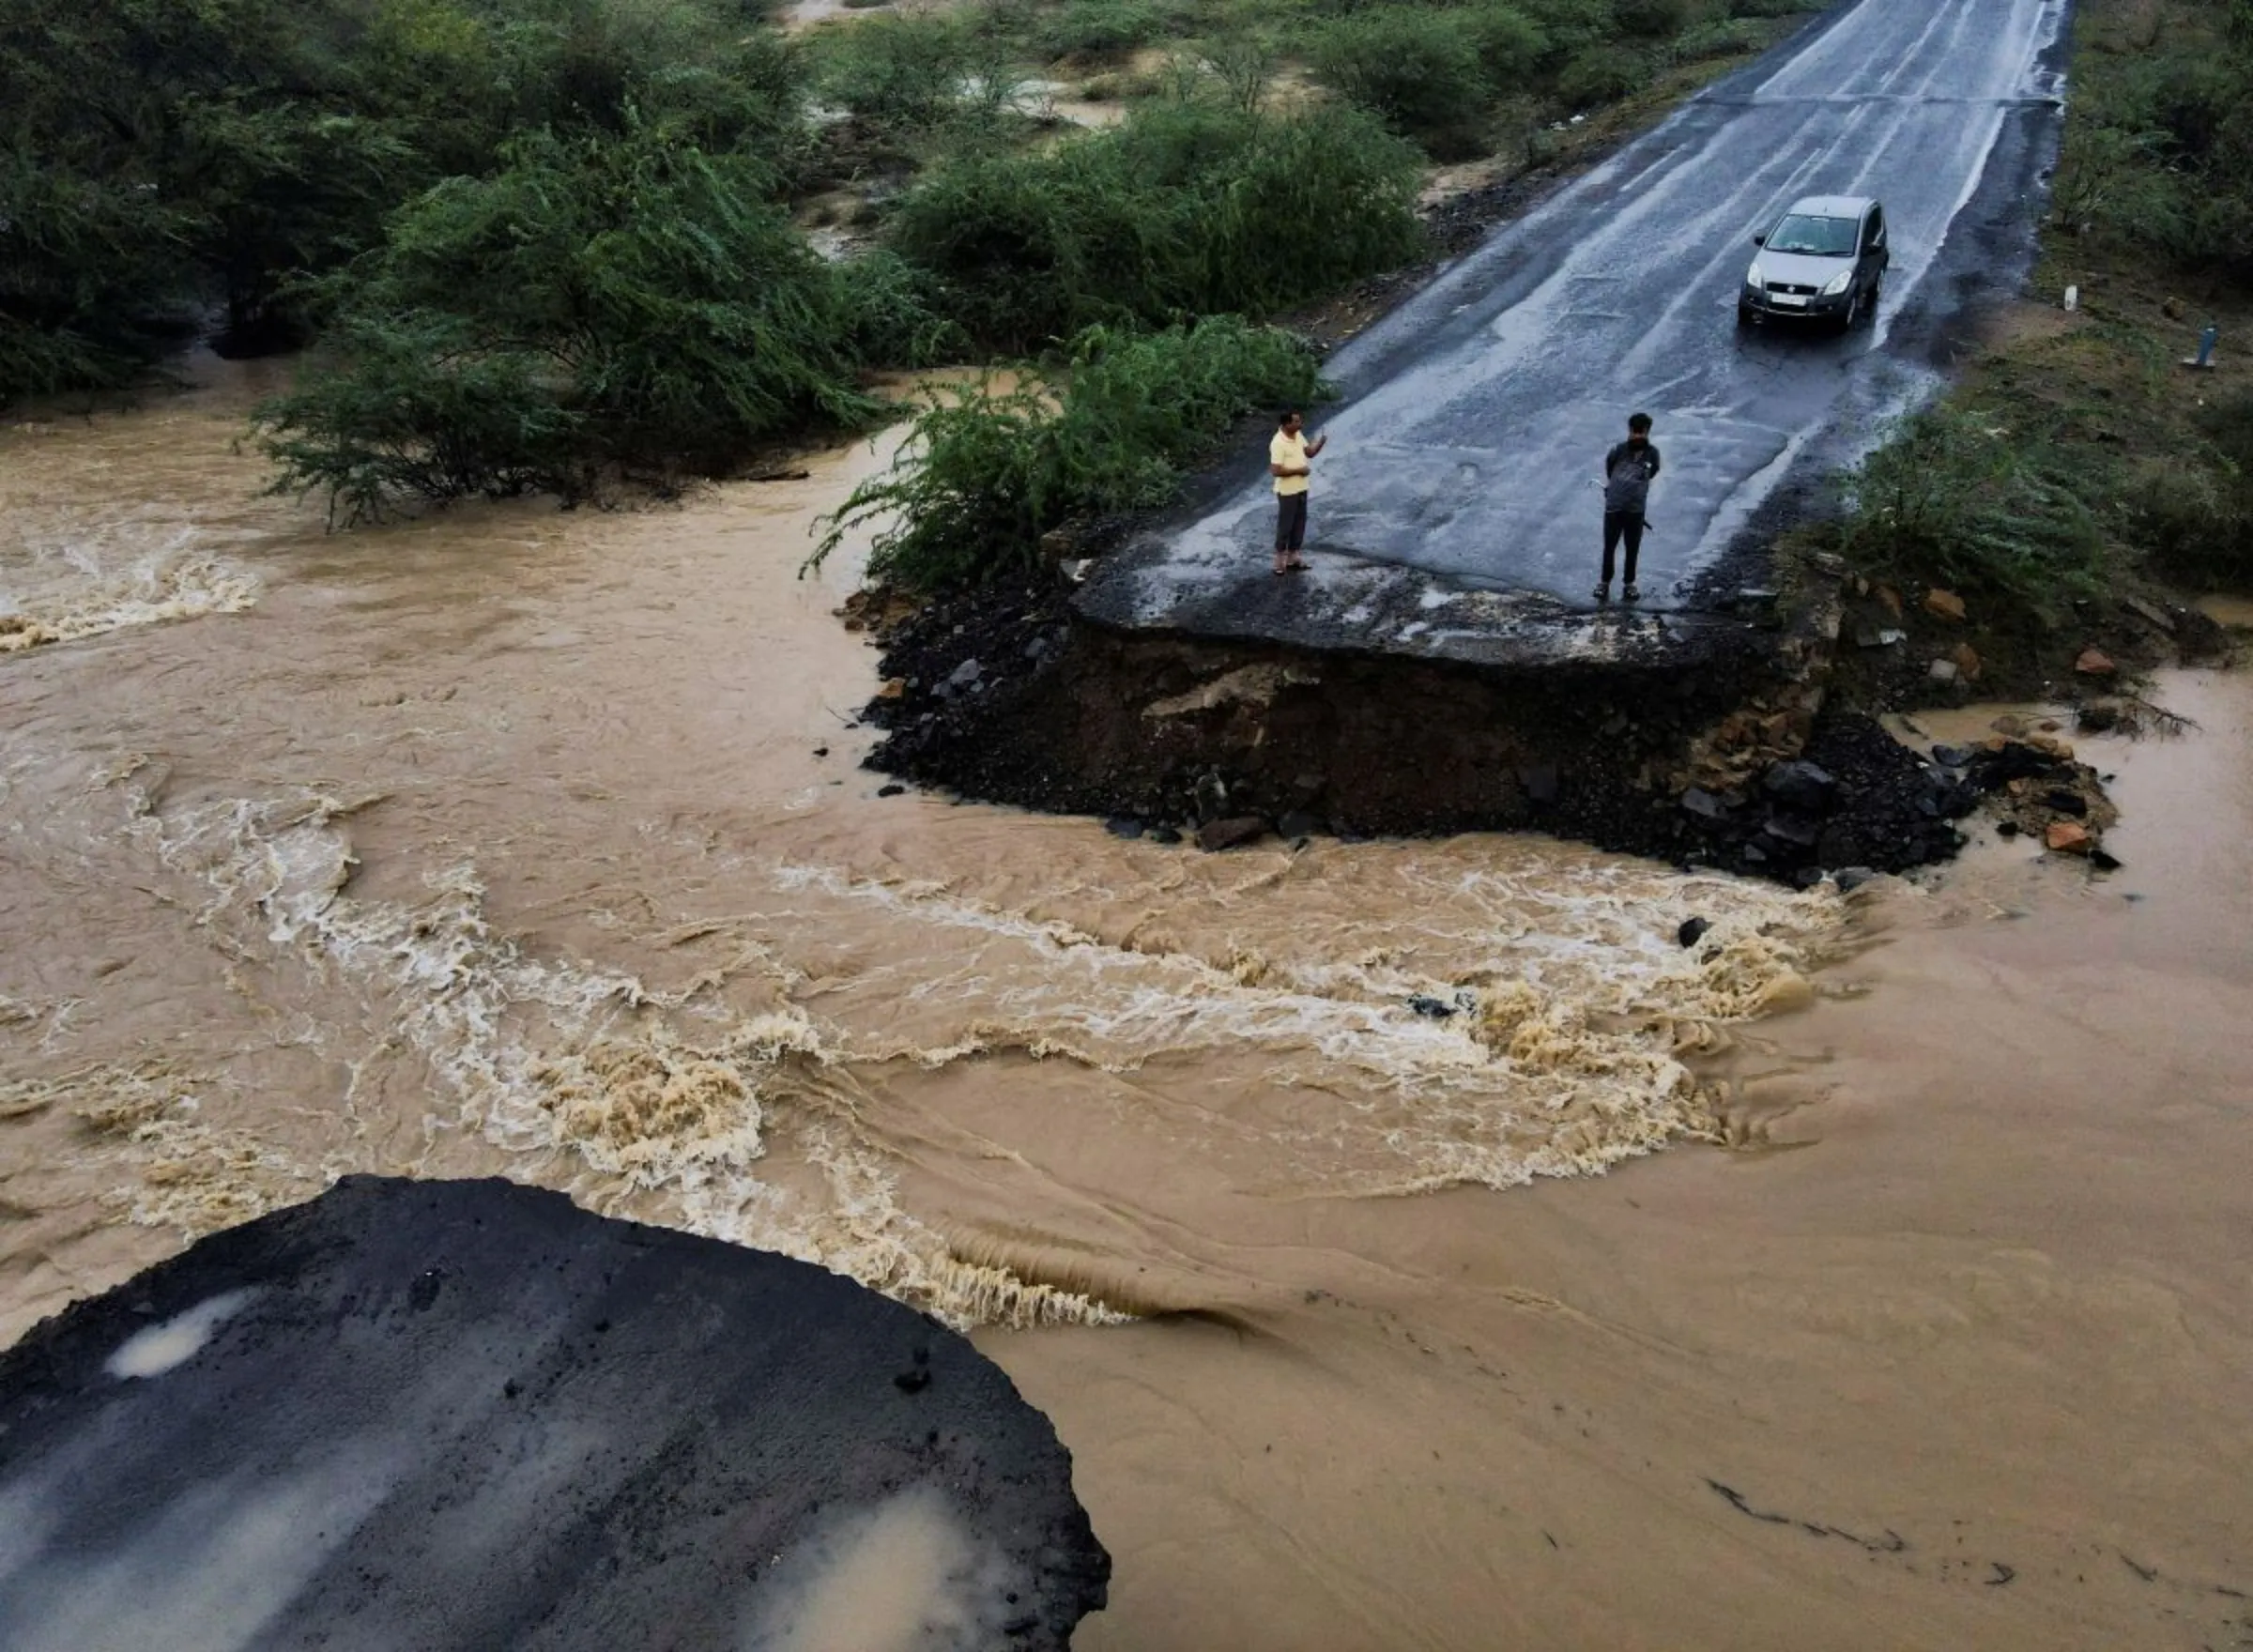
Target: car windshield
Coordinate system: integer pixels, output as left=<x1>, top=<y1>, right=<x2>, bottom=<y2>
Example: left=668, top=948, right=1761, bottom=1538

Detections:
left=1764, top=213, right=1859, bottom=256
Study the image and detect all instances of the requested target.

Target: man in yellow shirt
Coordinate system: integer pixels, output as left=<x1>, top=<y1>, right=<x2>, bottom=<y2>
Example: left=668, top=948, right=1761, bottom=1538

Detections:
left=1268, top=409, right=1327, bottom=574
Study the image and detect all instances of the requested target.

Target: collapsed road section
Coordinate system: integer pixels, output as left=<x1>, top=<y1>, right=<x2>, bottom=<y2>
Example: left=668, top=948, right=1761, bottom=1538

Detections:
left=857, top=0, right=2080, bottom=880
left=0, top=1176, right=1110, bottom=1651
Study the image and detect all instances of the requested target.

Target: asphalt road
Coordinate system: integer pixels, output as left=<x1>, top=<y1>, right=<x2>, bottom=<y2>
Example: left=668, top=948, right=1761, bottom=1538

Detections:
left=1079, top=0, right=2070, bottom=663
left=0, top=1178, right=1109, bottom=1651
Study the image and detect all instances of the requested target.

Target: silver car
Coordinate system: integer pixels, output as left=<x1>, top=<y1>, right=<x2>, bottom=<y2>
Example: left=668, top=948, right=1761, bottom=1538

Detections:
left=1737, top=194, right=1890, bottom=331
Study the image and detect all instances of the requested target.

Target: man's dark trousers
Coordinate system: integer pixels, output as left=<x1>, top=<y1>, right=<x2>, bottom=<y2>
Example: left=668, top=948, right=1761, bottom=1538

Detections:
left=1276, top=492, right=1308, bottom=555
left=1601, top=510, right=1645, bottom=585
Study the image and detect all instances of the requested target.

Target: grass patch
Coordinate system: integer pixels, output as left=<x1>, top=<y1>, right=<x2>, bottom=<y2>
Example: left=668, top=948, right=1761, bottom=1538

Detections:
left=1821, top=0, right=2253, bottom=651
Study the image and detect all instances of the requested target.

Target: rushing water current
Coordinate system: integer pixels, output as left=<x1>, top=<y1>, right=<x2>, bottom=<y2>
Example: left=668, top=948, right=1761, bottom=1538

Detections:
left=4, top=363, right=2249, bottom=1650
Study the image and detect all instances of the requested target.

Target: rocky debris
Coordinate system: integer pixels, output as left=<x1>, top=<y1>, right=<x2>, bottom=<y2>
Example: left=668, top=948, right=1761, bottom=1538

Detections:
left=1103, top=816, right=1144, bottom=839
left=1407, top=991, right=1476, bottom=1018
left=841, top=575, right=2050, bottom=889
left=1928, top=658, right=1959, bottom=683
left=1195, top=816, right=1269, bottom=852
left=835, top=584, right=922, bottom=638
left=2121, top=593, right=2177, bottom=633
left=1762, top=760, right=1836, bottom=814
left=1957, top=731, right=2119, bottom=854
left=1953, top=642, right=1983, bottom=681
left=2075, top=647, right=2118, bottom=677
left=1663, top=714, right=1976, bottom=882
left=1923, top=587, right=1968, bottom=622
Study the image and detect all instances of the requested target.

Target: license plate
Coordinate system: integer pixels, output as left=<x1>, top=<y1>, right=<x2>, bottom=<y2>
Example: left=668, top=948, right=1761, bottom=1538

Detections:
left=1771, top=293, right=1808, bottom=307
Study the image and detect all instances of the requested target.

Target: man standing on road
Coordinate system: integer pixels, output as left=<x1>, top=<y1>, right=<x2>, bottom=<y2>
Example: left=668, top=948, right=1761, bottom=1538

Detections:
left=1269, top=409, right=1326, bottom=575
left=1596, top=410, right=1661, bottom=604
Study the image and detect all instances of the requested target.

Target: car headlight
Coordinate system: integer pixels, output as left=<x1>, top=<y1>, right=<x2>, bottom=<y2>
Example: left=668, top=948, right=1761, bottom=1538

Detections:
left=1821, top=269, right=1853, bottom=296
left=1745, top=262, right=1764, bottom=288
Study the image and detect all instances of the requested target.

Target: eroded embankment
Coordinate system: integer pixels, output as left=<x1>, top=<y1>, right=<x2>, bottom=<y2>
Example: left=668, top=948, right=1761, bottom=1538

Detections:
left=849, top=568, right=2093, bottom=884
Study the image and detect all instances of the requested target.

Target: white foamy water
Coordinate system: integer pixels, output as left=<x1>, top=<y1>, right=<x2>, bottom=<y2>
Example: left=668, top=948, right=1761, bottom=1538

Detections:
left=0, top=512, right=259, bottom=654
left=0, top=369, right=1855, bottom=1345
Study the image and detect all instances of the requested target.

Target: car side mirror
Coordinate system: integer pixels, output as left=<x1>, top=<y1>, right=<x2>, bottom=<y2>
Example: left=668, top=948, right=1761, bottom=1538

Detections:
left=1752, top=233, right=1766, bottom=246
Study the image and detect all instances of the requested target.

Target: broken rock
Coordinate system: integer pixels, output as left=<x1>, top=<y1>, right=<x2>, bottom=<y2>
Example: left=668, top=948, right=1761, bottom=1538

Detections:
left=1195, top=816, right=1269, bottom=852
left=1923, top=587, right=1968, bottom=621
left=1761, top=760, right=1837, bottom=813
left=2074, top=648, right=2117, bottom=677
left=2045, top=819, right=2092, bottom=855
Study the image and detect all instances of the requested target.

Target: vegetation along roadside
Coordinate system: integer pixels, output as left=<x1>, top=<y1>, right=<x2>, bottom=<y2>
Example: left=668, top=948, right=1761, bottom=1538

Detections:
left=5, top=0, right=1832, bottom=519
left=1809, top=0, right=2253, bottom=712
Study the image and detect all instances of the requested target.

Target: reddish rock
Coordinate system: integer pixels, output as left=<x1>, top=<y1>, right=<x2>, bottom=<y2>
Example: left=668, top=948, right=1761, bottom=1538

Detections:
left=1875, top=584, right=1904, bottom=618
left=1953, top=642, right=1983, bottom=681
left=876, top=677, right=908, bottom=699
left=2075, top=648, right=2117, bottom=676
left=1923, top=587, right=1968, bottom=621
left=2046, top=819, right=2092, bottom=854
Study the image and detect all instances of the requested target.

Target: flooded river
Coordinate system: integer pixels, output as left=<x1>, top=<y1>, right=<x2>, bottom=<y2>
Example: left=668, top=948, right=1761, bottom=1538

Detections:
left=4, top=363, right=2248, bottom=1649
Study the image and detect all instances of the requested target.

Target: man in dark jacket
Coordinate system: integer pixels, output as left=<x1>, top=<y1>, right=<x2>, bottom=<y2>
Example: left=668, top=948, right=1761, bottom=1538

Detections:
left=1596, top=411, right=1661, bottom=603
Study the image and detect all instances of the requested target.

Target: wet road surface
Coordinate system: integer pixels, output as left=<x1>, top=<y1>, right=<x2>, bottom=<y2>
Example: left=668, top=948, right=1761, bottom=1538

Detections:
left=1079, top=0, right=2068, bottom=660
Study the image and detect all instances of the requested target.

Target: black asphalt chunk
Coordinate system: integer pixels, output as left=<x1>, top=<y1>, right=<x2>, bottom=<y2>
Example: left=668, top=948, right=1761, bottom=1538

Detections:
left=0, top=1175, right=1109, bottom=1650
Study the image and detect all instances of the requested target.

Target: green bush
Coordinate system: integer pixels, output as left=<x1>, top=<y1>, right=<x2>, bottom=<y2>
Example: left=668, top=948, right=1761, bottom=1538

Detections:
left=254, top=132, right=918, bottom=520
left=1610, top=0, right=1689, bottom=38
left=816, top=12, right=971, bottom=129
left=1556, top=43, right=1648, bottom=106
left=885, top=100, right=1424, bottom=349
left=1462, top=2, right=1552, bottom=84
left=1514, top=0, right=1615, bottom=59
left=1839, top=406, right=2110, bottom=626
left=1310, top=9, right=1491, bottom=143
left=1670, top=17, right=1764, bottom=60
left=1035, top=0, right=1168, bottom=59
left=2123, top=392, right=2253, bottom=587
left=807, top=317, right=1329, bottom=589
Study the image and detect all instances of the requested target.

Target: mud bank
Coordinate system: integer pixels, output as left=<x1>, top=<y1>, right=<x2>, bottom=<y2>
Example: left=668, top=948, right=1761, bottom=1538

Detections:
left=0, top=1176, right=1109, bottom=1650
left=854, top=574, right=2126, bottom=883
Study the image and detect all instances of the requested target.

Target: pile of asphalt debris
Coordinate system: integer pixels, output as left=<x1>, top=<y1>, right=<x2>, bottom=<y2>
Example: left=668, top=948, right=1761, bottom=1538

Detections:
left=853, top=579, right=2114, bottom=889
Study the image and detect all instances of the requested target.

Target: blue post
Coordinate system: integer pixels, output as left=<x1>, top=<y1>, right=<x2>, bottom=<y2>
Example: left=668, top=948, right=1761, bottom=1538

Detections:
left=2197, top=323, right=2219, bottom=368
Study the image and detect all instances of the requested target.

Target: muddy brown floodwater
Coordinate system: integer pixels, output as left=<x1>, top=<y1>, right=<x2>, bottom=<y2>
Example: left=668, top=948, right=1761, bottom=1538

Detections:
left=4, top=361, right=2248, bottom=1650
